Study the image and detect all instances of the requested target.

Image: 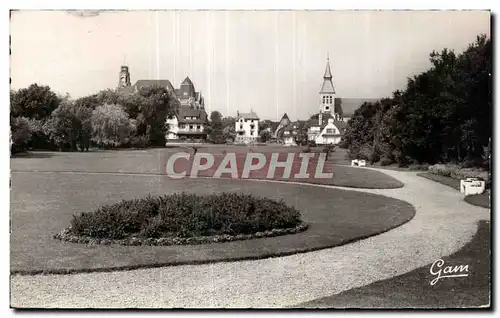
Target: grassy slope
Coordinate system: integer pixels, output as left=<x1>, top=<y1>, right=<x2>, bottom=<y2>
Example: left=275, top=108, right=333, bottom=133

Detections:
left=299, top=220, right=491, bottom=308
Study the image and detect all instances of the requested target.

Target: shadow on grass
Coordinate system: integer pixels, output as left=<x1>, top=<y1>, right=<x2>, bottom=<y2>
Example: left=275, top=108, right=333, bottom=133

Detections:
left=11, top=152, right=55, bottom=159
left=464, top=193, right=490, bottom=209
left=297, top=220, right=491, bottom=309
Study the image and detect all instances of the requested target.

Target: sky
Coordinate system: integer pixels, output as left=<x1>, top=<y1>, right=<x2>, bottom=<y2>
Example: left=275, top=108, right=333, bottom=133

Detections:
left=10, top=10, right=490, bottom=120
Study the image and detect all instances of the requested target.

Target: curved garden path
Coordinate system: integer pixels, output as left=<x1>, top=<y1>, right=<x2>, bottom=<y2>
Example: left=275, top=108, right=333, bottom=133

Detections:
left=11, top=167, right=490, bottom=308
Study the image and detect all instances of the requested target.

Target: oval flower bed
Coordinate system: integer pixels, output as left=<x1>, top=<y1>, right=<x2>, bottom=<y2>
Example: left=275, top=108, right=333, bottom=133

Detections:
left=54, top=192, right=308, bottom=246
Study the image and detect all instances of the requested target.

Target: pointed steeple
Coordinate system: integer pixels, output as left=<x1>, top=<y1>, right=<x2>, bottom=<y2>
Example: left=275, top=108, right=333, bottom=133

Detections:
left=320, top=56, right=335, bottom=94
left=323, top=54, right=332, bottom=79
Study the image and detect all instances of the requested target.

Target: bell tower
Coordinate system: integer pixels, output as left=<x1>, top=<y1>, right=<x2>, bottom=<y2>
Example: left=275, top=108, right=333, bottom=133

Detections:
left=118, top=65, right=131, bottom=88
left=319, top=55, right=335, bottom=115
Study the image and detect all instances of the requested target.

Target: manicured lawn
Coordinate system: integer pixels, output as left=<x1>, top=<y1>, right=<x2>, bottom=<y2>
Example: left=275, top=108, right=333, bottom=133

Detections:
left=418, top=173, right=490, bottom=208
left=464, top=193, right=490, bottom=209
left=11, top=166, right=414, bottom=274
left=417, top=172, right=460, bottom=190
left=11, top=147, right=403, bottom=189
left=299, top=220, right=491, bottom=308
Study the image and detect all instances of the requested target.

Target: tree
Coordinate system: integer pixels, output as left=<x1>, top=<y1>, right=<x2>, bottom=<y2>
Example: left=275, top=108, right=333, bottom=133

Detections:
left=207, top=111, right=225, bottom=144
left=91, top=104, right=136, bottom=148
left=343, top=34, right=491, bottom=167
left=43, top=99, right=79, bottom=151
left=10, top=116, right=32, bottom=153
left=259, top=130, right=272, bottom=143
left=132, top=86, right=176, bottom=147
left=10, top=84, right=60, bottom=120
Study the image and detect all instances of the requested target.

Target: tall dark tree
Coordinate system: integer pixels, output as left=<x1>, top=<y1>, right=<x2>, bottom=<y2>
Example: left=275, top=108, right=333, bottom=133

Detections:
left=10, top=84, right=60, bottom=119
left=343, top=34, right=491, bottom=167
left=207, top=111, right=225, bottom=144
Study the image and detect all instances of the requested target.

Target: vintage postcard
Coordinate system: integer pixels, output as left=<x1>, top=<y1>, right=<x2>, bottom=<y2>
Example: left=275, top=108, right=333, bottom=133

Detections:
left=9, top=9, right=491, bottom=309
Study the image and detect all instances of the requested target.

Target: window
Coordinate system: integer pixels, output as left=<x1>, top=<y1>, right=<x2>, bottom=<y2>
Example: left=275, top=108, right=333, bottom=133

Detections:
left=330, top=96, right=333, bottom=104
left=326, top=128, right=334, bottom=134
left=240, top=125, right=243, bottom=130
left=180, top=124, right=186, bottom=129
left=197, top=125, right=201, bottom=130
left=189, top=125, right=193, bottom=130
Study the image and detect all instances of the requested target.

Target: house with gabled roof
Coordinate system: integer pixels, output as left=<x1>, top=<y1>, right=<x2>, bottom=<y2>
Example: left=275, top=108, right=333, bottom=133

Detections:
left=116, top=66, right=208, bottom=141
left=235, top=110, right=259, bottom=144
left=273, top=113, right=291, bottom=139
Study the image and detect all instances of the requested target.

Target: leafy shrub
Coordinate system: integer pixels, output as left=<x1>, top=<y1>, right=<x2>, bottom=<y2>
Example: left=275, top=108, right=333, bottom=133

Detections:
left=380, top=157, right=393, bottom=166
left=129, top=135, right=149, bottom=148
left=70, top=192, right=303, bottom=239
left=408, top=163, right=430, bottom=171
left=428, top=164, right=489, bottom=182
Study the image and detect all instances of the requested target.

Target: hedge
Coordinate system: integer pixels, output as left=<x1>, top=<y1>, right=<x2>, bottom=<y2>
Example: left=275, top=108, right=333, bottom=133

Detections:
left=55, top=192, right=306, bottom=245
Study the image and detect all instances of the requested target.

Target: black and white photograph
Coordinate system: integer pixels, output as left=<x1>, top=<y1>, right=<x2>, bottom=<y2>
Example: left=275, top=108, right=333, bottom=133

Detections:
left=8, top=8, right=492, bottom=309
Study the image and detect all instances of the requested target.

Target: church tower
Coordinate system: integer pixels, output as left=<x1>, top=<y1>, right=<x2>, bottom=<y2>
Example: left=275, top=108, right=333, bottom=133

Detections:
left=118, top=65, right=131, bottom=88
left=319, top=56, right=335, bottom=115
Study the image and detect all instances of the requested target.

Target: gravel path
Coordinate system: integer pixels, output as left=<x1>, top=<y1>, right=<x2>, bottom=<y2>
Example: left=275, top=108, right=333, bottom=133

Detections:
left=10, top=168, right=490, bottom=308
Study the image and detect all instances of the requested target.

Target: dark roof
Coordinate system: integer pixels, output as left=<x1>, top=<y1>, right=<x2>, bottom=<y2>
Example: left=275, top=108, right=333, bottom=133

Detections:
left=323, top=58, right=332, bottom=79
left=309, top=119, right=346, bottom=131
left=177, top=107, right=208, bottom=124
left=320, top=79, right=335, bottom=94
left=269, top=121, right=280, bottom=132
left=333, top=120, right=347, bottom=130
left=181, top=77, right=194, bottom=86
left=337, top=98, right=380, bottom=117
left=238, top=111, right=259, bottom=120
left=134, top=80, right=175, bottom=91
left=174, top=88, right=181, bottom=97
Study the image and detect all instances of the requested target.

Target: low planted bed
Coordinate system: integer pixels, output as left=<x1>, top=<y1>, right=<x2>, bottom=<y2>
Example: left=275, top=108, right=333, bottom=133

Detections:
left=54, top=192, right=308, bottom=246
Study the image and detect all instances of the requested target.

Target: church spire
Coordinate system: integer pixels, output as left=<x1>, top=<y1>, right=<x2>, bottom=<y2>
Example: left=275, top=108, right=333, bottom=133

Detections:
left=323, top=54, right=332, bottom=79
left=320, top=55, right=335, bottom=94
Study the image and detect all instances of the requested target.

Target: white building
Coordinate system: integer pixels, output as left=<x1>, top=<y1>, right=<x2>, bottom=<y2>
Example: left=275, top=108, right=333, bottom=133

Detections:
left=235, top=111, right=259, bottom=144
left=166, top=107, right=208, bottom=141
left=308, top=118, right=346, bottom=145
left=282, top=124, right=299, bottom=146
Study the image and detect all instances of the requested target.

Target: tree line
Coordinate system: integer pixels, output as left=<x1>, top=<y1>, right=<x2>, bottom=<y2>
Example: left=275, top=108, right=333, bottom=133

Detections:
left=343, top=34, right=491, bottom=168
left=10, top=85, right=178, bottom=153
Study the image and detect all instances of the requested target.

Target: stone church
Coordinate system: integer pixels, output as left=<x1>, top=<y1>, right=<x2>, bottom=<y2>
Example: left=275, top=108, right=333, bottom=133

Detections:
left=307, top=58, right=378, bottom=145
left=116, top=66, right=208, bottom=141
